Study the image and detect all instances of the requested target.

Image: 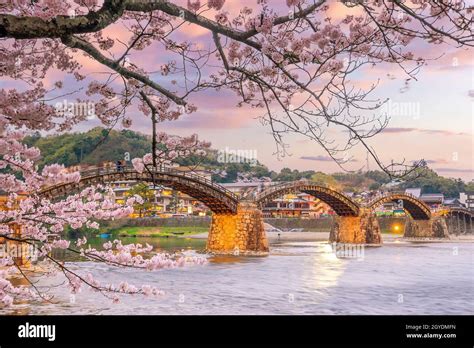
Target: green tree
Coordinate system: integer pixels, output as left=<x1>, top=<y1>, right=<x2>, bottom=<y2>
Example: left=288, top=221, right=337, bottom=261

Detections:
left=465, top=182, right=474, bottom=192
left=365, top=170, right=390, bottom=185
left=311, top=171, right=340, bottom=188
left=126, top=183, right=156, bottom=217
left=166, top=191, right=180, bottom=214
left=24, top=127, right=152, bottom=169
left=369, top=182, right=381, bottom=191
left=398, top=168, right=467, bottom=198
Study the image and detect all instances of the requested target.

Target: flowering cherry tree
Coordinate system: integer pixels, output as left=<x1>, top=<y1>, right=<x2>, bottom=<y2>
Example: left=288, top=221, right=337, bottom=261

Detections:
left=1, top=0, right=472, bottom=176
left=0, top=0, right=473, bottom=306
left=132, top=132, right=210, bottom=172
left=0, top=117, right=206, bottom=307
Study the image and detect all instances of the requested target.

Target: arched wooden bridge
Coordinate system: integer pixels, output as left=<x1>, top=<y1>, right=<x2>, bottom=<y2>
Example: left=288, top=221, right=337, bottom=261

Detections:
left=38, top=166, right=239, bottom=214
left=254, top=180, right=360, bottom=216
left=444, top=207, right=474, bottom=219
left=364, top=193, right=432, bottom=220
left=39, top=167, right=438, bottom=220
left=443, top=207, right=474, bottom=235
left=37, top=167, right=471, bottom=252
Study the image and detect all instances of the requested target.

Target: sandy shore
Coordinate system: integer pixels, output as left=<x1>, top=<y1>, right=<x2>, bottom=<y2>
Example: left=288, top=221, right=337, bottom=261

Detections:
left=184, top=231, right=474, bottom=243
left=266, top=231, right=330, bottom=241
left=185, top=231, right=331, bottom=241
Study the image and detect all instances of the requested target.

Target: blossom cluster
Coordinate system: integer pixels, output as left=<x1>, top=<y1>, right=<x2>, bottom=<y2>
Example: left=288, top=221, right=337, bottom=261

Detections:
left=0, top=116, right=207, bottom=307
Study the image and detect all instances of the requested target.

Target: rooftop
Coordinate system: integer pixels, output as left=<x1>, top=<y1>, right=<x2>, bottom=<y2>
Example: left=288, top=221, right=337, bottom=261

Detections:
left=405, top=188, right=422, bottom=197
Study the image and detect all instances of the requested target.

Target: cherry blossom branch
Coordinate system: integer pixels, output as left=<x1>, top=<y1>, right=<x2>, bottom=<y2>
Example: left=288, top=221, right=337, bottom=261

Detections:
left=0, top=120, right=207, bottom=307
left=61, top=35, right=186, bottom=106
left=1, top=0, right=472, bottom=177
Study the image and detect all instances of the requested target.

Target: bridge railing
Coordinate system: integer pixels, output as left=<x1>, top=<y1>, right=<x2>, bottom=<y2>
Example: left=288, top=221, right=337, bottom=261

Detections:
left=364, top=192, right=433, bottom=219
left=254, top=179, right=334, bottom=202
left=74, top=165, right=239, bottom=202
left=364, top=191, right=422, bottom=207
left=442, top=207, right=473, bottom=216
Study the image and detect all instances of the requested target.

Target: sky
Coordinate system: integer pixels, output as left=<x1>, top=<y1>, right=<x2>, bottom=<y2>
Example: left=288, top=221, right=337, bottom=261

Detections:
left=4, top=0, right=473, bottom=181
left=143, top=52, right=474, bottom=180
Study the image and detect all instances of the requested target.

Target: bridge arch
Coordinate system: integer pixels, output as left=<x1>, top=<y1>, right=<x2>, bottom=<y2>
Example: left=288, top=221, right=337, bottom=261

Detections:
left=38, top=166, right=238, bottom=214
left=366, top=193, right=431, bottom=220
left=444, top=207, right=473, bottom=219
left=443, top=207, right=474, bottom=235
left=254, top=181, right=360, bottom=216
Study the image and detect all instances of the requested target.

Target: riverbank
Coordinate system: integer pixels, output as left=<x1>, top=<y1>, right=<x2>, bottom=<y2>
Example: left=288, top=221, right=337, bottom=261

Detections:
left=97, top=224, right=474, bottom=243
left=187, top=231, right=403, bottom=241
left=186, top=231, right=332, bottom=241
left=82, top=216, right=409, bottom=233
left=185, top=231, right=474, bottom=243
left=108, top=226, right=209, bottom=237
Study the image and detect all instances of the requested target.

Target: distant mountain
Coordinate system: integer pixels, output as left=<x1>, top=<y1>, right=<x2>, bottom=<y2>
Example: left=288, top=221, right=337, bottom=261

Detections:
left=23, top=127, right=274, bottom=183
left=24, top=127, right=152, bottom=168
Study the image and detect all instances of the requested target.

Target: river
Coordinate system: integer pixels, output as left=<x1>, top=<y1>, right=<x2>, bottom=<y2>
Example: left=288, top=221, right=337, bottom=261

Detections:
left=2, top=235, right=473, bottom=315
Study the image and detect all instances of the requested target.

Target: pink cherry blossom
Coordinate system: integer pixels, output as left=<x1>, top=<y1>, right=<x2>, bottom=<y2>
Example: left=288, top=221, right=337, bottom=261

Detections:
left=208, top=0, right=225, bottom=11
left=0, top=118, right=207, bottom=307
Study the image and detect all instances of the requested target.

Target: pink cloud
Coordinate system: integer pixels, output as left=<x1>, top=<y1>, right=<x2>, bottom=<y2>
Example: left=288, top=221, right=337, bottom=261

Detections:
left=435, top=168, right=473, bottom=174
left=381, top=127, right=470, bottom=136
left=300, top=155, right=357, bottom=162
left=160, top=107, right=256, bottom=130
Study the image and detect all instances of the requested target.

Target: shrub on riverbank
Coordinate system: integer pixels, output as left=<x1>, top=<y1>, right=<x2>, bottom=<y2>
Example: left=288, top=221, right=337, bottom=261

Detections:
left=110, top=226, right=209, bottom=237
left=65, top=220, right=210, bottom=238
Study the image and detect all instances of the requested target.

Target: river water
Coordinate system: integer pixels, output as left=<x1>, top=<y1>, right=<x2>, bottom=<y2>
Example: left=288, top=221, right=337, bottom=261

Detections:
left=3, top=236, right=473, bottom=315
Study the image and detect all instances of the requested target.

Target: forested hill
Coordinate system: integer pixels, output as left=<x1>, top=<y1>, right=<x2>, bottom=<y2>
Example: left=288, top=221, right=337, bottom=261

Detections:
left=23, top=127, right=275, bottom=182
left=23, top=127, right=473, bottom=197
left=23, top=127, right=152, bottom=167
left=23, top=127, right=273, bottom=182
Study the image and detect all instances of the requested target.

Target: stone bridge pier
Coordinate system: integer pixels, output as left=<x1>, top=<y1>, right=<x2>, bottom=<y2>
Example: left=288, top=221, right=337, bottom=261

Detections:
left=445, top=213, right=473, bottom=235
left=207, top=202, right=269, bottom=254
left=329, top=208, right=382, bottom=245
left=329, top=211, right=450, bottom=243
left=404, top=215, right=449, bottom=239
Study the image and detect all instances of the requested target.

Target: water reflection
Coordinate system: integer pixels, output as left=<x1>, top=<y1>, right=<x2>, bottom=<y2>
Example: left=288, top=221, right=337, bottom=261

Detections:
left=310, top=243, right=345, bottom=289
left=210, top=255, right=263, bottom=264
left=2, top=235, right=473, bottom=315
left=51, top=236, right=207, bottom=262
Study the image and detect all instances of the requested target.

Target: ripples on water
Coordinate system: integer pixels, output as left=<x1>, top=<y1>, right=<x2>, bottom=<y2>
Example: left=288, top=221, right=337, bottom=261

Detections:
left=3, top=238, right=474, bottom=315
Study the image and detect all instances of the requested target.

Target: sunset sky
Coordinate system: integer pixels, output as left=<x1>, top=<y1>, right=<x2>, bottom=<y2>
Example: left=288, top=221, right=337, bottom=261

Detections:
left=145, top=47, right=474, bottom=180
left=4, top=1, right=473, bottom=180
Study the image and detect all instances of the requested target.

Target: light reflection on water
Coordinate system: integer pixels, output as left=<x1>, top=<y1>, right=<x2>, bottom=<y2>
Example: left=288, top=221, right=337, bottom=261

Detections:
left=2, top=237, right=473, bottom=315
